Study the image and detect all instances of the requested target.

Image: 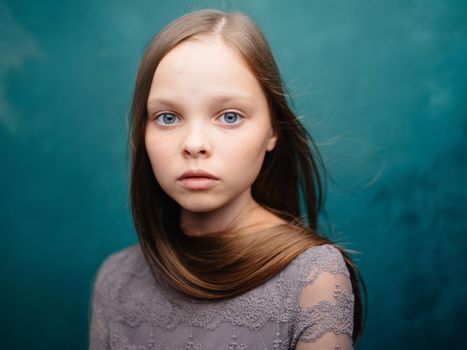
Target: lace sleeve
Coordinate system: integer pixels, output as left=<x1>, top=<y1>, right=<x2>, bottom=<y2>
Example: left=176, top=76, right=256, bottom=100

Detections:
left=294, top=245, right=355, bottom=350
left=88, top=258, right=111, bottom=350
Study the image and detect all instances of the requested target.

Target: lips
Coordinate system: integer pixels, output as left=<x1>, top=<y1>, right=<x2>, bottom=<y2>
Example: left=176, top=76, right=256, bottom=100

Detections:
left=178, top=169, right=219, bottom=180
left=178, top=169, right=219, bottom=191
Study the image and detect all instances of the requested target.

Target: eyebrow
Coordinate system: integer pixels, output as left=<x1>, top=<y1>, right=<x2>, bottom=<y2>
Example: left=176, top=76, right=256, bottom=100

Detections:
left=147, top=94, right=255, bottom=109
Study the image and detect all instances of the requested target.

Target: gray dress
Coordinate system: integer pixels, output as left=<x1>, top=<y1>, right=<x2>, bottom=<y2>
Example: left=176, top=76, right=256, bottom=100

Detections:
left=88, top=243, right=354, bottom=350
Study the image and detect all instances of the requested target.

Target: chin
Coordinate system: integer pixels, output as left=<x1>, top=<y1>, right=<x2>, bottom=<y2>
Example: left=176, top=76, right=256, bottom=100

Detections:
left=176, top=196, right=226, bottom=214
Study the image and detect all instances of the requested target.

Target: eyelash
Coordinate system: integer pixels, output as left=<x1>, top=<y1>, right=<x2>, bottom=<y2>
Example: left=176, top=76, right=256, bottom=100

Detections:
left=153, top=111, right=244, bottom=126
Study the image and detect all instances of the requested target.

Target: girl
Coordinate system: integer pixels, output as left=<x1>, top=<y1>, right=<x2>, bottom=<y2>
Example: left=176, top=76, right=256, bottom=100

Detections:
left=89, top=8, right=367, bottom=350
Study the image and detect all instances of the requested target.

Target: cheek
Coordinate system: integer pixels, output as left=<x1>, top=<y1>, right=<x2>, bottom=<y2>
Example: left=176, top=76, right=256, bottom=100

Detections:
left=235, top=129, right=267, bottom=160
left=221, top=136, right=267, bottom=177
left=145, top=135, right=176, bottom=179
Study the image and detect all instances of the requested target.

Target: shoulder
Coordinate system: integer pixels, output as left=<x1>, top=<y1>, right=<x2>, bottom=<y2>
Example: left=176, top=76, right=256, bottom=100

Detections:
left=284, top=243, right=350, bottom=285
left=288, top=244, right=355, bottom=346
left=91, top=243, right=146, bottom=292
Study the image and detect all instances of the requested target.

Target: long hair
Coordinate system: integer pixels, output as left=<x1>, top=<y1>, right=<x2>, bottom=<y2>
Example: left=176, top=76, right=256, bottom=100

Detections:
left=128, top=8, right=367, bottom=346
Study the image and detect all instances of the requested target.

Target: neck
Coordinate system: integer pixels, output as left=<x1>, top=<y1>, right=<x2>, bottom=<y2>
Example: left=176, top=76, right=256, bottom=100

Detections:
left=179, top=189, right=282, bottom=237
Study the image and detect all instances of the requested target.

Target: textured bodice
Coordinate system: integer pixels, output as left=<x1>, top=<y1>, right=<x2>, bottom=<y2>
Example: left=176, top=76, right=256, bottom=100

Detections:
left=88, top=243, right=355, bottom=349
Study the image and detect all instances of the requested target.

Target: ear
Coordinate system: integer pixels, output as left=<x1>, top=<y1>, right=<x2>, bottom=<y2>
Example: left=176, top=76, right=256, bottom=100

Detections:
left=266, top=129, right=278, bottom=152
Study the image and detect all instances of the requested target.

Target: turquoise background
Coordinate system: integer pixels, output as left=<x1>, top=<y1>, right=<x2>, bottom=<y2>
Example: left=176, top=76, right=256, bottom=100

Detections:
left=1, top=0, right=466, bottom=349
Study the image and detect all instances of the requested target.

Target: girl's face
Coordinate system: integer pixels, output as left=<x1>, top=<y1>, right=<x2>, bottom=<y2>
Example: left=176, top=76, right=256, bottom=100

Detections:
left=145, top=35, right=277, bottom=221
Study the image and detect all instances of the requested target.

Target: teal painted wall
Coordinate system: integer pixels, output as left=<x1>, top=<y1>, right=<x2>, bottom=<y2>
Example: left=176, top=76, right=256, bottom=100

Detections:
left=1, top=0, right=466, bottom=349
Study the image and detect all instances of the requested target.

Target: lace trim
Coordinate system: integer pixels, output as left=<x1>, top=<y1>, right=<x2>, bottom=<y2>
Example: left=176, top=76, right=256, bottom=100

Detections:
left=297, top=245, right=351, bottom=287
left=113, top=260, right=297, bottom=331
left=295, top=283, right=355, bottom=342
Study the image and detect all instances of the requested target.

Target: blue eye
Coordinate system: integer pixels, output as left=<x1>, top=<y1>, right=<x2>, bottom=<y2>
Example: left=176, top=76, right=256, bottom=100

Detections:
left=219, top=112, right=242, bottom=124
left=155, top=113, right=178, bottom=125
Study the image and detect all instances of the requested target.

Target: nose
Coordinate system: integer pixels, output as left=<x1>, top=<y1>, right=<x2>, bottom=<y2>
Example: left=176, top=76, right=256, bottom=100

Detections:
left=182, top=123, right=211, bottom=158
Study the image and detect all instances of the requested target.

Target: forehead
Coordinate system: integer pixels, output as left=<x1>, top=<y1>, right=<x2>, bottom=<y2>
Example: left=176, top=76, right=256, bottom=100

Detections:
left=148, top=35, right=264, bottom=100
